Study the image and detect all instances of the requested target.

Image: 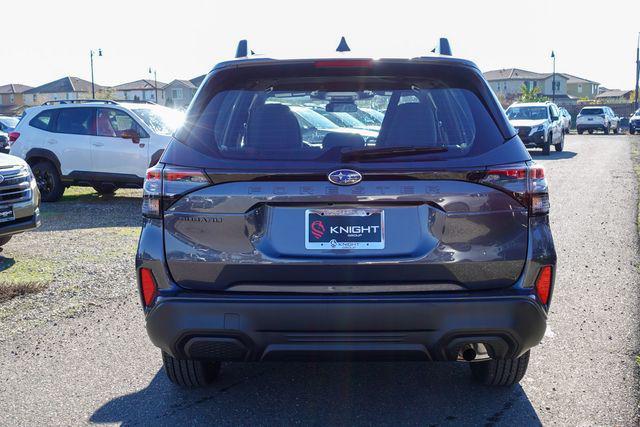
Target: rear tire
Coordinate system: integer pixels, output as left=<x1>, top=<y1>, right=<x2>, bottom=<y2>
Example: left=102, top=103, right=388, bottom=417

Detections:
left=577, top=128, right=584, bottom=135
left=162, top=351, right=221, bottom=388
left=31, top=160, right=64, bottom=202
left=92, top=184, right=117, bottom=196
left=470, top=350, right=530, bottom=386
left=0, top=235, right=12, bottom=247
left=588, top=129, right=594, bottom=134
left=613, top=126, right=619, bottom=134
left=631, top=128, right=636, bottom=135
left=604, top=125, right=610, bottom=135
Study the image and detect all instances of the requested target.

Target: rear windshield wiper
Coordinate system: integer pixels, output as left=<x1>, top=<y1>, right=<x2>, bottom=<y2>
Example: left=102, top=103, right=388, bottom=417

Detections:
left=341, top=145, right=448, bottom=162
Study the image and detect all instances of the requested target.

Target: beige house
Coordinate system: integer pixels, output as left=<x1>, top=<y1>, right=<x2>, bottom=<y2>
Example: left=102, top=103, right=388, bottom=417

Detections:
left=0, top=83, right=33, bottom=115
left=561, top=74, right=600, bottom=99
left=113, top=79, right=167, bottom=104
left=163, top=75, right=205, bottom=109
left=484, top=68, right=569, bottom=101
left=22, top=77, right=108, bottom=106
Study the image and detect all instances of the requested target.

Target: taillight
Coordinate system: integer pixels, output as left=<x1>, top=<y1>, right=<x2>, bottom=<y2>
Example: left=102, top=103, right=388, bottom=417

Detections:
left=142, top=164, right=210, bottom=218
left=142, top=164, right=162, bottom=218
left=535, top=265, right=553, bottom=305
left=139, top=267, right=158, bottom=307
left=8, top=132, right=20, bottom=145
left=476, top=164, right=549, bottom=215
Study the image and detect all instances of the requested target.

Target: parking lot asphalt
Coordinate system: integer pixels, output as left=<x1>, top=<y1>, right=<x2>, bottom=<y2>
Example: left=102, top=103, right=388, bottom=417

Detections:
left=0, top=135, right=638, bottom=426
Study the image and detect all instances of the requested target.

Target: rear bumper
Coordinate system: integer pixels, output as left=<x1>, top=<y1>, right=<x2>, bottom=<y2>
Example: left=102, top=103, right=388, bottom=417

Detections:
left=577, top=123, right=605, bottom=131
left=145, top=293, right=547, bottom=362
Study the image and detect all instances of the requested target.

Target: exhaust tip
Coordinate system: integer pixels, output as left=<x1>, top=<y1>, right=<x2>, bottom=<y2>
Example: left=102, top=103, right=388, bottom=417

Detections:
left=462, top=347, right=477, bottom=362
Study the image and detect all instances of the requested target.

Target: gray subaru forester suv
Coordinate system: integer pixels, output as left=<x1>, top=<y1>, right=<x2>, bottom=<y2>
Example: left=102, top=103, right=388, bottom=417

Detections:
left=136, top=43, right=556, bottom=388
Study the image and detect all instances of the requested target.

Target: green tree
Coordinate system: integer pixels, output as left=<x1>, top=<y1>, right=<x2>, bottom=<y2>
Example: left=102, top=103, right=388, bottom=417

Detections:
left=519, top=84, right=546, bottom=103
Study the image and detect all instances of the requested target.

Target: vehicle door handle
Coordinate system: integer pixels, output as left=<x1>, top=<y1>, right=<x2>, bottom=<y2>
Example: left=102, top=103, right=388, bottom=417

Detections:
left=139, top=143, right=145, bottom=148
left=47, top=139, right=58, bottom=144
left=92, top=142, right=104, bottom=147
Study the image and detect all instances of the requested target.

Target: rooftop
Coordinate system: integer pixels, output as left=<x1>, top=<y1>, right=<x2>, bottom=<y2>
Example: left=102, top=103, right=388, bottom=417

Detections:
left=0, top=83, right=33, bottom=94
left=113, top=79, right=167, bottom=91
left=23, top=76, right=106, bottom=94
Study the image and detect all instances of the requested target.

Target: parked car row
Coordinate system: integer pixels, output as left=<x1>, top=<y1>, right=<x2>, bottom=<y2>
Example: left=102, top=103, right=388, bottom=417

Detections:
left=7, top=101, right=184, bottom=201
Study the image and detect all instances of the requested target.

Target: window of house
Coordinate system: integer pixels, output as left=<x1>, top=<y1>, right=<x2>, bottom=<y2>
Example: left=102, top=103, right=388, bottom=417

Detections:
left=9, top=95, right=14, bottom=103
left=172, top=88, right=183, bottom=99
left=578, top=84, right=583, bottom=93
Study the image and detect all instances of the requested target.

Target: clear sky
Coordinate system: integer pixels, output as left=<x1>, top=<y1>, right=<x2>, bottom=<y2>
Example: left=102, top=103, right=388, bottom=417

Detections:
left=2, top=0, right=639, bottom=90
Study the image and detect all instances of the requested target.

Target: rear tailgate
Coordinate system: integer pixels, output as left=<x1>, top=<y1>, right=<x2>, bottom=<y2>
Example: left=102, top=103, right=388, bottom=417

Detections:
left=163, top=177, right=528, bottom=292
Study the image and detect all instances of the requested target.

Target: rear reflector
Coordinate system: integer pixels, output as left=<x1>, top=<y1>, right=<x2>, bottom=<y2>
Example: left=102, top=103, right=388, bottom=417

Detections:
left=535, top=266, right=553, bottom=305
left=139, top=268, right=158, bottom=307
left=314, top=60, right=373, bottom=68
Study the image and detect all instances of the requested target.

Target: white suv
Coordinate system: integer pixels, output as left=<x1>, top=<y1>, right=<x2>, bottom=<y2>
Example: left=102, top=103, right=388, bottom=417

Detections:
left=9, top=100, right=183, bottom=201
left=576, top=106, right=620, bottom=135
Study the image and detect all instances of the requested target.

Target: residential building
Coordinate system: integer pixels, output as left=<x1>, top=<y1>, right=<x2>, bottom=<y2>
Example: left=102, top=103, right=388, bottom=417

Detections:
left=483, top=68, right=569, bottom=101
left=561, top=74, right=600, bottom=99
left=113, top=79, right=167, bottom=103
left=163, top=75, right=206, bottom=109
left=595, top=89, right=634, bottom=103
left=0, top=83, right=33, bottom=115
left=22, top=76, right=108, bottom=106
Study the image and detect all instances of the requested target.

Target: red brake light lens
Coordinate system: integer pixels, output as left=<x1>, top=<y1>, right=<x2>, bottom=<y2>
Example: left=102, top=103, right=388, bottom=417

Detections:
left=535, top=266, right=553, bottom=305
left=142, top=165, right=210, bottom=218
left=476, top=164, right=549, bottom=215
left=8, top=132, right=20, bottom=144
left=139, top=268, right=158, bottom=307
left=314, top=59, right=373, bottom=68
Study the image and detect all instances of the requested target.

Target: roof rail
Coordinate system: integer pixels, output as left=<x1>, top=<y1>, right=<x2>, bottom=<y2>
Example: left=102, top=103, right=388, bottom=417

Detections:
left=431, top=37, right=452, bottom=56
left=41, top=99, right=119, bottom=106
left=235, top=39, right=255, bottom=58
left=437, top=38, right=452, bottom=56
left=115, top=99, right=157, bottom=105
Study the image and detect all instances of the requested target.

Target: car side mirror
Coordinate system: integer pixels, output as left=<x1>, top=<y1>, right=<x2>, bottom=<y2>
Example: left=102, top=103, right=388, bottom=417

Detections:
left=121, top=129, right=140, bottom=144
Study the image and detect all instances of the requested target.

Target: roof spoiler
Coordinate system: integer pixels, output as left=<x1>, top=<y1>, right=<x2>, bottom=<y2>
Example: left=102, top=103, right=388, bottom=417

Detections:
left=431, top=37, right=452, bottom=56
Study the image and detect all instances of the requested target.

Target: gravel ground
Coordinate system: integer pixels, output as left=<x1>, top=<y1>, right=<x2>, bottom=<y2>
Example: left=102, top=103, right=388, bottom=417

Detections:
left=0, top=135, right=638, bottom=426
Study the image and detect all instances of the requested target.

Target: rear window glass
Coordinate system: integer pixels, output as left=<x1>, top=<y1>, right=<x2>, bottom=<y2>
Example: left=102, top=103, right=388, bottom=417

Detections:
left=581, top=108, right=603, bottom=115
left=55, top=108, right=94, bottom=135
left=29, top=111, right=54, bottom=131
left=179, top=71, right=505, bottom=163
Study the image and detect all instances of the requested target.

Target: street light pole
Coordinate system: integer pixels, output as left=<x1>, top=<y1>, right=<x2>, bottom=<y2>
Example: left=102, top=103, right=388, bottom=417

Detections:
left=149, top=68, right=158, bottom=102
left=551, top=50, right=556, bottom=103
left=634, top=33, right=639, bottom=112
left=90, top=49, right=103, bottom=99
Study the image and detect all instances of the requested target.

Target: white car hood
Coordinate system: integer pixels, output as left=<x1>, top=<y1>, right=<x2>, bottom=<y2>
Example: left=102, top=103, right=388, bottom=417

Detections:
left=0, top=152, right=28, bottom=168
left=509, top=119, right=546, bottom=128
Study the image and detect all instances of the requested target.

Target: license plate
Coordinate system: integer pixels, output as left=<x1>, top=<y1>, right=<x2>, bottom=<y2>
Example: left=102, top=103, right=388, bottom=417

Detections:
left=305, top=209, right=384, bottom=250
left=0, top=206, right=14, bottom=223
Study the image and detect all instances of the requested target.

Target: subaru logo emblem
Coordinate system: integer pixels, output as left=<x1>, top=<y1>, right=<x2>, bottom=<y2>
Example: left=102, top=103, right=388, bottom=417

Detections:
left=328, top=169, right=362, bottom=186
